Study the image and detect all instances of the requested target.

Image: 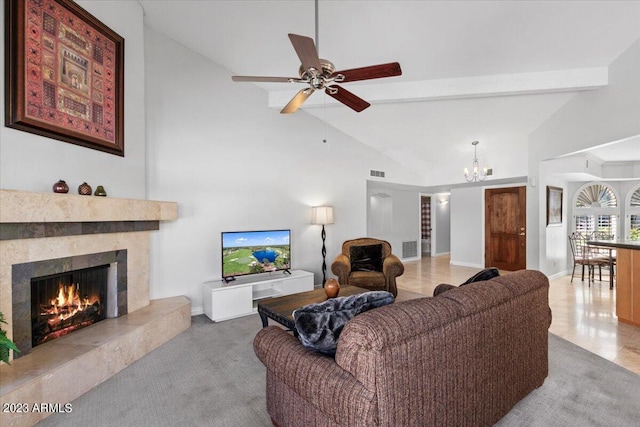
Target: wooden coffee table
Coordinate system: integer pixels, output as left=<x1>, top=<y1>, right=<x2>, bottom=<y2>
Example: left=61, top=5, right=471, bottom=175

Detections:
left=257, top=285, right=371, bottom=332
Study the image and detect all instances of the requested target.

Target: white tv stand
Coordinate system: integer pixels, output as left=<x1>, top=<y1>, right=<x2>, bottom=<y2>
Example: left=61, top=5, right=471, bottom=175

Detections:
left=202, top=270, right=313, bottom=322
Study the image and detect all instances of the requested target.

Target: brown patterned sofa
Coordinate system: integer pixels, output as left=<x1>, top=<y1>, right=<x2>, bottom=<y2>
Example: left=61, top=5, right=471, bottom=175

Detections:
left=253, top=270, right=551, bottom=427
left=331, top=238, right=404, bottom=297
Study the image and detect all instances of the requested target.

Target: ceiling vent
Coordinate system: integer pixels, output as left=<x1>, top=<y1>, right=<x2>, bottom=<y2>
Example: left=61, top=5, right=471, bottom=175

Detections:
left=370, top=169, right=385, bottom=178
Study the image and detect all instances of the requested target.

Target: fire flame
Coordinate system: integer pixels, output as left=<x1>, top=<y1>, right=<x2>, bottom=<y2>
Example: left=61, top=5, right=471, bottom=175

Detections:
left=42, top=283, right=94, bottom=324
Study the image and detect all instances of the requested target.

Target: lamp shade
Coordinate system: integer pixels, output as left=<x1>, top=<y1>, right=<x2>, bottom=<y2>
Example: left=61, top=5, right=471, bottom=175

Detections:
left=311, top=206, right=334, bottom=225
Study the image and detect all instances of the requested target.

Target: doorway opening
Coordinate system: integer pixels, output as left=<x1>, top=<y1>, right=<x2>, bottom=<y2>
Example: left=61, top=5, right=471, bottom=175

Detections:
left=421, top=195, right=432, bottom=257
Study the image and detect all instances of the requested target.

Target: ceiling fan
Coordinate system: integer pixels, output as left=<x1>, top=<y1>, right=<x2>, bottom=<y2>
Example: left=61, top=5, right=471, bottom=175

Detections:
left=231, top=33, right=402, bottom=114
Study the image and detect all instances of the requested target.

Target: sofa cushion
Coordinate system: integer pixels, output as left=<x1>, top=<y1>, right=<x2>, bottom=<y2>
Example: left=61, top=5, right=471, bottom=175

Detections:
left=349, top=244, right=383, bottom=272
left=348, top=271, right=385, bottom=288
left=293, top=291, right=394, bottom=356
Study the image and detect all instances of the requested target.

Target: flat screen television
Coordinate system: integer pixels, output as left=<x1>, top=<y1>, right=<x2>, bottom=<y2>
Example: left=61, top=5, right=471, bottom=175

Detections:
left=222, top=229, right=291, bottom=281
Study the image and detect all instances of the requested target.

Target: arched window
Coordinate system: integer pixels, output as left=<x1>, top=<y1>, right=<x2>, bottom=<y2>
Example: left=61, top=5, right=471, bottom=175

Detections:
left=627, top=183, right=640, bottom=240
left=573, top=183, right=619, bottom=237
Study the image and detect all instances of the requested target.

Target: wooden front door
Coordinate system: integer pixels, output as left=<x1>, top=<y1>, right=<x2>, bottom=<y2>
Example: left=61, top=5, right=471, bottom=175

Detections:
left=485, top=186, right=526, bottom=271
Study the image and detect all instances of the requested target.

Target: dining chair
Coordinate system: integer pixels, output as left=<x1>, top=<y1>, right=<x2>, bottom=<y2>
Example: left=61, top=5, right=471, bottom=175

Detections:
left=568, top=232, right=609, bottom=286
left=591, top=232, right=617, bottom=288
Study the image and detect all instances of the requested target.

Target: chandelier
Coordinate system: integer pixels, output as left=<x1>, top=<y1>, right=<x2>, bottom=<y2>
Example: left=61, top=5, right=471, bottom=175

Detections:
left=464, top=141, right=488, bottom=182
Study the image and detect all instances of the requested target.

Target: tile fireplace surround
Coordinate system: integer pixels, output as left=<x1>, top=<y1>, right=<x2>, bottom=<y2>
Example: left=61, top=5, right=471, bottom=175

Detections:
left=0, top=190, right=190, bottom=426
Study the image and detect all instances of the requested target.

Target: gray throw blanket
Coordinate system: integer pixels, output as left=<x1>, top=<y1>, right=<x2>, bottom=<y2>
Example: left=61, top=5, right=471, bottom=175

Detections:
left=293, top=291, right=394, bottom=356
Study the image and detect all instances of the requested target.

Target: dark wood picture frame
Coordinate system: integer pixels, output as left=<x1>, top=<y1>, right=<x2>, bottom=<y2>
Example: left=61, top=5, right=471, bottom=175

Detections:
left=546, top=186, right=563, bottom=226
left=5, top=0, right=125, bottom=156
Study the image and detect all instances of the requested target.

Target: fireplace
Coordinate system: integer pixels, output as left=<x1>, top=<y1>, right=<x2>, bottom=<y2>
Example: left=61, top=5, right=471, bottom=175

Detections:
left=0, top=189, right=187, bottom=426
left=11, top=249, right=128, bottom=357
left=31, top=264, right=109, bottom=347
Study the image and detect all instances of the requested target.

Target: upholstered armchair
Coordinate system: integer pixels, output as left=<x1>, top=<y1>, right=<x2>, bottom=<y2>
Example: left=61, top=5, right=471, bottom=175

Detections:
left=331, top=238, right=404, bottom=297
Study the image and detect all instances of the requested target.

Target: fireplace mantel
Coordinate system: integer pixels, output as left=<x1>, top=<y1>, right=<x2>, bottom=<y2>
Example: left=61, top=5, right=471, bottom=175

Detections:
left=0, top=189, right=177, bottom=223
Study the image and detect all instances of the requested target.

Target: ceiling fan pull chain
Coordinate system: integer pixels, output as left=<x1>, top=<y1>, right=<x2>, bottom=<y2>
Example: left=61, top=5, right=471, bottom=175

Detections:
left=323, top=92, right=328, bottom=144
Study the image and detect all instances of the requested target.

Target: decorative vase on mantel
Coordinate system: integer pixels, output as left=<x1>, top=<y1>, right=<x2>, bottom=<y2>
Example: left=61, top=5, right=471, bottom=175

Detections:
left=94, top=185, right=107, bottom=197
left=78, top=182, right=92, bottom=196
left=324, top=278, right=340, bottom=298
left=52, top=180, right=69, bottom=194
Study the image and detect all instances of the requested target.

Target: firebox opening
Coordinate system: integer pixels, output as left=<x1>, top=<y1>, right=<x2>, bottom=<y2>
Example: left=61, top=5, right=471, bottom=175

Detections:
left=31, top=264, right=109, bottom=347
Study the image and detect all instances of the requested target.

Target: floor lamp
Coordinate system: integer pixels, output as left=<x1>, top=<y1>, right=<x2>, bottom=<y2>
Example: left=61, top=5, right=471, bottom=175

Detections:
left=311, top=206, right=334, bottom=286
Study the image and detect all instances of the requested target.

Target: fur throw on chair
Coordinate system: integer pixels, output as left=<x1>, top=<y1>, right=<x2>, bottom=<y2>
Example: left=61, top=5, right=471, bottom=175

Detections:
left=293, top=291, right=394, bottom=355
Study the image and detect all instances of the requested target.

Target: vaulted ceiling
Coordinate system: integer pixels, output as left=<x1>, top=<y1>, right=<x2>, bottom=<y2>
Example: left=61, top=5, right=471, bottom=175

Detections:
left=140, top=0, right=640, bottom=185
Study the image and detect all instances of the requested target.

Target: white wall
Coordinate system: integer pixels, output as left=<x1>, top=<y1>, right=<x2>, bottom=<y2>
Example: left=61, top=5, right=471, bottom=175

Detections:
left=0, top=1, right=147, bottom=199
left=529, top=40, right=640, bottom=273
left=541, top=178, right=570, bottom=279
left=144, top=27, right=423, bottom=313
left=450, top=187, right=484, bottom=268
left=434, top=193, right=451, bottom=255
left=367, top=182, right=421, bottom=260
left=365, top=187, right=450, bottom=259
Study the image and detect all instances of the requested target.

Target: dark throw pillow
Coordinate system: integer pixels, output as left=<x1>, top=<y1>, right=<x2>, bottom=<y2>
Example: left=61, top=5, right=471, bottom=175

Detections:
left=293, top=291, right=394, bottom=356
left=460, top=267, right=500, bottom=285
left=349, top=244, right=383, bottom=272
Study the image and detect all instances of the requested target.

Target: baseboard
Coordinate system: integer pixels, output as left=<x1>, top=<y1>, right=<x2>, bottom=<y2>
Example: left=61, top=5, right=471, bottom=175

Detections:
left=433, top=251, right=450, bottom=257
left=547, top=270, right=569, bottom=280
left=191, top=306, right=204, bottom=316
left=450, top=260, right=484, bottom=269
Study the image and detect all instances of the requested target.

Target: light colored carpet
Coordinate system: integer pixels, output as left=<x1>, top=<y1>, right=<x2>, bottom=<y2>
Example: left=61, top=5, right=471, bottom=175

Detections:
left=496, top=333, right=640, bottom=427
left=38, top=314, right=640, bottom=427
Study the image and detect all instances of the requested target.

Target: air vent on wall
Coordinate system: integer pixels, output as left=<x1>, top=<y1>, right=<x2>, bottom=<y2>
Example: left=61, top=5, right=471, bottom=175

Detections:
left=370, top=169, right=385, bottom=178
left=402, top=241, right=418, bottom=258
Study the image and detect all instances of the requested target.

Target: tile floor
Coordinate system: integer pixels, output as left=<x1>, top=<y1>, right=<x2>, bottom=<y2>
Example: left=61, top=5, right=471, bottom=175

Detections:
left=396, top=255, right=640, bottom=375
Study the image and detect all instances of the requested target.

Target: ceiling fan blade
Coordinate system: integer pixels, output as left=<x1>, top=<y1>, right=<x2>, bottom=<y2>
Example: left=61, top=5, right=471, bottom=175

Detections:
left=325, top=85, right=370, bottom=112
left=333, top=62, right=402, bottom=83
left=288, top=34, right=322, bottom=72
left=232, top=76, right=302, bottom=83
left=281, top=88, right=315, bottom=114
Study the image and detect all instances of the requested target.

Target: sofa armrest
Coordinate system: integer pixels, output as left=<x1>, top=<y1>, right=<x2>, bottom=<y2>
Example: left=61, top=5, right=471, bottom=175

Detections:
left=331, top=254, right=351, bottom=285
left=254, top=326, right=377, bottom=424
left=433, top=283, right=456, bottom=296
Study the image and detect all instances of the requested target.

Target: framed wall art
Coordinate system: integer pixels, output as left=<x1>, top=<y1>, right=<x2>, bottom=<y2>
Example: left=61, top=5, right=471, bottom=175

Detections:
left=546, top=186, right=563, bottom=226
left=5, top=0, right=125, bottom=156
